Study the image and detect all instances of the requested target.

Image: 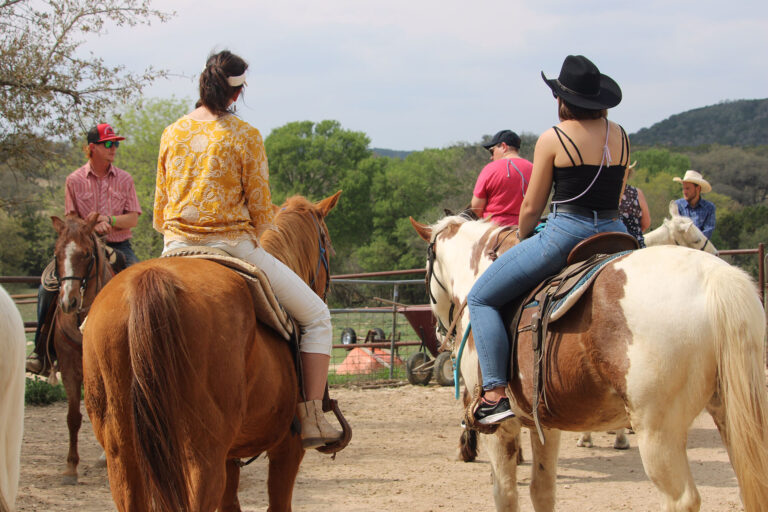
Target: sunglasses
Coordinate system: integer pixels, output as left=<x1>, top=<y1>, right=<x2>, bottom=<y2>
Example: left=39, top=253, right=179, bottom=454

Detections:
left=488, top=144, right=498, bottom=156
left=100, top=140, right=120, bottom=149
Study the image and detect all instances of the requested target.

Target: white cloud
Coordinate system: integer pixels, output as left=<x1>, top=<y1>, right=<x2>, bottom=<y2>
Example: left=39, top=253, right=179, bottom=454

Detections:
left=82, top=0, right=768, bottom=149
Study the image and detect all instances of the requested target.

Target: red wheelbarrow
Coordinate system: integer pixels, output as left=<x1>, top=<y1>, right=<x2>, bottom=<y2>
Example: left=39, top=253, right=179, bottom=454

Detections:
left=398, top=304, right=454, bottom=387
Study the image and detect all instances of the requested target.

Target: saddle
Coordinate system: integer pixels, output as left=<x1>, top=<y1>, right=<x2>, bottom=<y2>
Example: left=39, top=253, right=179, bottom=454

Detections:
left=465, top=232, right=639, bottom=435
left=161, top=247, right=295, bottom=340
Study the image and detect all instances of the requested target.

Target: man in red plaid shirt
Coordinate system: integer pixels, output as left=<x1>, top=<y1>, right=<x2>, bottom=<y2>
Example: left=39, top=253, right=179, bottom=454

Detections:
left=26, top=123, right=142, bottom=375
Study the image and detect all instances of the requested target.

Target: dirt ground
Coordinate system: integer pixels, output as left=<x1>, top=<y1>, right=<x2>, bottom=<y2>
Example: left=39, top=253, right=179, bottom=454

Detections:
left=16, top=383, right=742, bottom=512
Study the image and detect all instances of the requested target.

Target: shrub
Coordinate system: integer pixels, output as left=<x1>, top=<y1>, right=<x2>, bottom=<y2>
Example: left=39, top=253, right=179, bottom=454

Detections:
left=25, top=376, right=67, bottom=405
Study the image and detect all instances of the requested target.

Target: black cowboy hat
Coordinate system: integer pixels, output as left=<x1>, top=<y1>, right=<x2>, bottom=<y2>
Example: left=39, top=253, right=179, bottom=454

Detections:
left=541, top=55, right=621, bottom=110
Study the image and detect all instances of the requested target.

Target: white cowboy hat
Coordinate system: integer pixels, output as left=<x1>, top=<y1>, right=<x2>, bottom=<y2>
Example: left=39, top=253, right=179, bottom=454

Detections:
left=673, top=170, right=711, bottom=194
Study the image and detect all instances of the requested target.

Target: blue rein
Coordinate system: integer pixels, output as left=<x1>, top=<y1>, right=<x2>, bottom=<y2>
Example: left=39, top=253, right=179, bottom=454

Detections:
left=453, top=321, right=471, bottom=399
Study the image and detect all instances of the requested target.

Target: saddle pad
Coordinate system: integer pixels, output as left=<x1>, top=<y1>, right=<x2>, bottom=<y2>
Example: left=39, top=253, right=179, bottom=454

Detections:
left=548, top=251, right=631, bottom=322
left=161, top=246, right=294, bottom=340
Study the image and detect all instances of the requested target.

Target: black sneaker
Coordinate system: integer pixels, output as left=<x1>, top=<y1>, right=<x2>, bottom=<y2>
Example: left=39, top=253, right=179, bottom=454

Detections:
left=474, top=397, right=515, bottom=425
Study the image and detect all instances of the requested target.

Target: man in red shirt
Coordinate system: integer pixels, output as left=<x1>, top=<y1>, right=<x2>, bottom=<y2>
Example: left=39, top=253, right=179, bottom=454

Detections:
left=471, top=130, right=533, bottom=226
left=26, top=123, right=142, bottom=374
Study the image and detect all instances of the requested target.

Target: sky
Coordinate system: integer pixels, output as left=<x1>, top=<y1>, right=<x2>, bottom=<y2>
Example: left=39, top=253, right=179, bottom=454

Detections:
left=87, top=0, right=768, bottom=151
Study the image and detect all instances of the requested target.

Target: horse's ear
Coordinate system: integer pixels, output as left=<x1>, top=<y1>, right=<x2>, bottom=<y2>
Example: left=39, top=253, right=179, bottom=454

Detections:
left=51, top=216, right=65, bottom=234
left=316, top=190, right=342, bottom=218
left=669, top=201, right=679, bottom=218
left=85, top=212, right=100, bottom=232
left=410, top=217, right=432, bottom=242
left=444, top=208, right=454, bottom=216
left=271, top=203, right=280, bottom=214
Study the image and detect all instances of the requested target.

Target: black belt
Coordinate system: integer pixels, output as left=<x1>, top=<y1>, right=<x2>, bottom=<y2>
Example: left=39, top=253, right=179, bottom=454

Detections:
left=552, top=204, right=619, bottom=219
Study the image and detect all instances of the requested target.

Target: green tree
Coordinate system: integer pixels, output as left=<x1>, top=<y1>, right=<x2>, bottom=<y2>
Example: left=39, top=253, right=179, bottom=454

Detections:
left=265, top=120, right=380, bottom=273
left=689, top=145, right=768, bottom=206
left=631, top=148, right=690, bottom=178
left=1, top=0, right=171, bottom=181
left=112, top=97, right=190, bottom=260
left=265, top=120, right=372, bottom=203
left=358, top=147, right=466, bottom=272
left=0, top=209, right=27, bottom=275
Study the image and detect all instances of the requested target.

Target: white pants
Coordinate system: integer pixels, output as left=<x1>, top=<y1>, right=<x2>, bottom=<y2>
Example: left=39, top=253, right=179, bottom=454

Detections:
left=163, top=238, right=332, bottom=355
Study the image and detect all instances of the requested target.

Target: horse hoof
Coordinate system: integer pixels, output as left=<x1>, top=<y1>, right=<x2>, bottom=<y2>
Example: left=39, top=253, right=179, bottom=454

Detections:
left=62, top=474, right=78, bottom=485
left=613, top=442, right=630, bottom=450
left=96, top=452, right=107, bottom=468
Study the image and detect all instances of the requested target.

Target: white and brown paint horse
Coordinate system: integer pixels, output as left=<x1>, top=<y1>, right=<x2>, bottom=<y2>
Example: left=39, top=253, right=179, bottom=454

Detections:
left=0, top=285, right=25, bottom=512
left=411, top=215, right=768, bottom=512
left=576, top=202, right=717, bottom=451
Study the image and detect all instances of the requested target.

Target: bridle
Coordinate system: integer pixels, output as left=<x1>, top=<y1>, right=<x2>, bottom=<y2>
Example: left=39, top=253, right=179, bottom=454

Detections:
left=54, top=240, right=97, bottom=313
left=667, top=220, right=713, bottom=252
left=308, top=214, right=332, bottom=302
left=425, top=231, right=456, bottom=340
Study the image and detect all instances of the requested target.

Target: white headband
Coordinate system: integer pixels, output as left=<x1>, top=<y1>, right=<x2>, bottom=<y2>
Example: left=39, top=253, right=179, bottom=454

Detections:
left=226, top=72, right=247, bottom=87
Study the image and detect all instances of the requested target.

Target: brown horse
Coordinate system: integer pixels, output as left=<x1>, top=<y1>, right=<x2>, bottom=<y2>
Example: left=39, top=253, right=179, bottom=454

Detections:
left=83, top=192, right=342, bottom=512
left=47, top=213, right=115, bottom=485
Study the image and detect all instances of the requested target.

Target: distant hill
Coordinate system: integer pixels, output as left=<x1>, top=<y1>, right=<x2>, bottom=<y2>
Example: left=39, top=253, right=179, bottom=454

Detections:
left=371, top=147, right=412, bottom=159
left=630, top=98, right=768, bottom=147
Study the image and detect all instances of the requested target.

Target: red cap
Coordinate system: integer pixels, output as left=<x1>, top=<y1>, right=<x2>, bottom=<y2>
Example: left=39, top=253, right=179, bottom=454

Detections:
left=87, top=123, right=126, bottom=144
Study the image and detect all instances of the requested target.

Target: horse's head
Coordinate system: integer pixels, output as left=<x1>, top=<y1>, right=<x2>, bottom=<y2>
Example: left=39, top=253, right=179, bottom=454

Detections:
left=662, top=201, right=718, bottom=254
left=410, top=215, right=509, bottom=349
left=52, top=213, right=101, bottom=313
left=261, top=191, right=342, bottom=300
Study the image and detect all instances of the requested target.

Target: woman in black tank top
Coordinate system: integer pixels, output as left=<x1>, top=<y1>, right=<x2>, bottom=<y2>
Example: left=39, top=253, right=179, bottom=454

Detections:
left=467, top=55, right=632, bottom=424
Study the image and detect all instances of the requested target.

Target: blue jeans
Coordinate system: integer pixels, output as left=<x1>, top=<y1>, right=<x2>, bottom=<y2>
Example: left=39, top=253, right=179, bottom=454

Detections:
left=107, top=239, right=139, bottom=266
left=467, top=211, right=628, bottom=390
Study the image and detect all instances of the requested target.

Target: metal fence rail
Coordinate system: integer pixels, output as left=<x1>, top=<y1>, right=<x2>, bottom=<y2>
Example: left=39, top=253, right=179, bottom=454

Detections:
left=4, top=243, right=766, bottom=377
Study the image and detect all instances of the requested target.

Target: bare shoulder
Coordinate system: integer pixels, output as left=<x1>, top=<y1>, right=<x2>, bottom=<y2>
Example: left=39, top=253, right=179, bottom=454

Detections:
left=535, top=127, right=559, bottom=150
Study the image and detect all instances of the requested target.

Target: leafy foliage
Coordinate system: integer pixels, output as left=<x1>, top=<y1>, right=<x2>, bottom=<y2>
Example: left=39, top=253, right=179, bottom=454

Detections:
left=0, top=0, right=172, bottom=177
left=689, top=145, right=768, bottom=205
left=112, top=97, right=190, bottom=260
left=0, top=0, right=174, bottom=270
left=630, top=99, right=768, bottom=147
left=25, top=376, right=67, bottom=405
left=266, top=120, right=372, bottom=203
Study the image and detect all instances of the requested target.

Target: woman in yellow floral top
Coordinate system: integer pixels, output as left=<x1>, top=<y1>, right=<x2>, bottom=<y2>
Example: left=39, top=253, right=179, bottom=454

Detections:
left=155, top=50, right=342, bottom=449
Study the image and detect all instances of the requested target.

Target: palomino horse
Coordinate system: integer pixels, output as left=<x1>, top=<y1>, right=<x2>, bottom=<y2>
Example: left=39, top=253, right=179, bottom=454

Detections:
left=49, top=214, right=115, bottom=484
left=411, top=215, right=768, bottom=512
left=576, top=202, right=717, bottom=451
left=0, top=285, right=25, bottom=512
left=644, top=201, right=717, bottom=254
left=83, top=192, right=342, bottom=512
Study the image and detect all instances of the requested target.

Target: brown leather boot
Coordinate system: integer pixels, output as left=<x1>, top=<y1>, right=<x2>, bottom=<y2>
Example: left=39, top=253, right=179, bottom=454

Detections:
left=312, top=399, right=343, bottom=443
left=297, top=400, right=342, bottom=449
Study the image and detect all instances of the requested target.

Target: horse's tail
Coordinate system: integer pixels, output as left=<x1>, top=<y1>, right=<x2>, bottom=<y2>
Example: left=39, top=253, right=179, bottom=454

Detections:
left=459, top=387, right=478, bottom=462
left=127, top=267, right=193, bottom=511
left=706, top=262, right=768, bottom=512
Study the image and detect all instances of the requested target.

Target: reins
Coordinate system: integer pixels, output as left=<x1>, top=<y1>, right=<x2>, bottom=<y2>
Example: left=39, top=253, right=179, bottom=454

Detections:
left=308, top=214, right=331, bottom=301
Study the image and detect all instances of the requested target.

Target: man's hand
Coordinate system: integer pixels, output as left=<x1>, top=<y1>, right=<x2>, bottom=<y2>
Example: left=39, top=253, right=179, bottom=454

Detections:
left=94, top=220, right=112, bottom=235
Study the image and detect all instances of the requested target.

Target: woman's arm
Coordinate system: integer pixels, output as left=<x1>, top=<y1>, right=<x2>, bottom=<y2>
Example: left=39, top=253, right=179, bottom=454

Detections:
left=518, top=130, right=556, bottom=238
left=152, top=130, right=170, bottom=234
left=242, top=130, right=276, bottom=232
left=637, top=188, right=651, bottom=232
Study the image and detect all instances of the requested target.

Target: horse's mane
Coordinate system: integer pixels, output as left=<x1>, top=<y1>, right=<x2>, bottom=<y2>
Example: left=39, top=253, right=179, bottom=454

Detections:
left=430, top=215, right=495, bottom=243
left=260, top=195, right=327, bottom=284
